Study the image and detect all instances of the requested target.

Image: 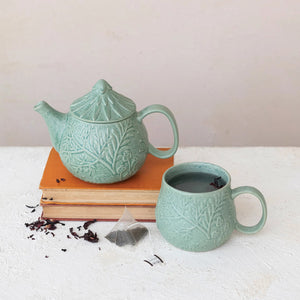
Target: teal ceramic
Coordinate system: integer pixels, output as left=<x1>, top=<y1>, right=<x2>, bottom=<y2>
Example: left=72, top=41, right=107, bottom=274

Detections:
left=34, top=79, right=179, bottom=183
left=156, top=162, right=267, bottom=252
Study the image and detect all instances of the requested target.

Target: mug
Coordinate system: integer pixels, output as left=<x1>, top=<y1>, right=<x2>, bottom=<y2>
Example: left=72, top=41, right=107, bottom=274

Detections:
left=155, top=162, right=267, bottom=252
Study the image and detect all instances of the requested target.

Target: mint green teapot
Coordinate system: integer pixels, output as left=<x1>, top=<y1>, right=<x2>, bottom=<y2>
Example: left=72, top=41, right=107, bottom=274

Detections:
left=34, top=80, right=179, bottom=183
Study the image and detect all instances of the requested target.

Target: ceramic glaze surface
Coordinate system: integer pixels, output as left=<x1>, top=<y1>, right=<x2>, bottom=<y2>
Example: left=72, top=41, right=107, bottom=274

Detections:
left=156, top=162, right=267, bottom=252
left=59, top=114, right=148, bottom=183
left=156, top=184, right=236, bottom=252
left=34, top=79, right=179, bottom=183
left=70, top=80, right=136, bottom=123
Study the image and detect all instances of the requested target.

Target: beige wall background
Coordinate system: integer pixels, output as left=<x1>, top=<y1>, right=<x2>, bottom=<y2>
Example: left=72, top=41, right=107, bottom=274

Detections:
left=1, top=0, right=299, bottom=147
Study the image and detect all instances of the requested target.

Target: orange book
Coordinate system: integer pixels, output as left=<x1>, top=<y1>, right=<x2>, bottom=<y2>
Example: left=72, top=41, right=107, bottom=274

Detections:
left=40, top=148, right=173, bottom=220
left=40, top=148, right=173, bottom=191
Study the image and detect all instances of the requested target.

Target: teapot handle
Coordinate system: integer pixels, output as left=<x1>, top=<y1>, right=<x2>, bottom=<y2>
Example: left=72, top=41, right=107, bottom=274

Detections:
left=137, top=104, right=179, bottom=159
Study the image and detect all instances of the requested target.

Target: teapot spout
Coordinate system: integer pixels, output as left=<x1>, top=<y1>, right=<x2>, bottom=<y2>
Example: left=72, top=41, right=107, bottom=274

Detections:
left=34, top=101, right=67, bottom=152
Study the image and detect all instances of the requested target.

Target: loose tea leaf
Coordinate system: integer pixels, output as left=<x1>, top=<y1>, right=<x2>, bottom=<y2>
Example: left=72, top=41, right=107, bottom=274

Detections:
left=25, top=215, right=101, bottom=249
left=83, top=219, right=97, bottom=230
left=83, top=230, right=99, bottom=243
left=25, top=218, right=45, bottom=231
left=69, top=227, right=80, bottom=239
left=210, top=176, right=225, bottom=189
left=44, top=219, right=65, bottom=230
left=154, top=254, right=164, bottom=263
left=144, top=259, right=153, bottom=266
left=144, top=254, right=164, bottom=267
left=25, top=204, right=39, bottom=209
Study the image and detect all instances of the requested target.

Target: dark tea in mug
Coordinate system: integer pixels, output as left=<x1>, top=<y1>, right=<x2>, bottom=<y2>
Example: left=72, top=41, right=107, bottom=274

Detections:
left=167, top=171, right=226, bottom=193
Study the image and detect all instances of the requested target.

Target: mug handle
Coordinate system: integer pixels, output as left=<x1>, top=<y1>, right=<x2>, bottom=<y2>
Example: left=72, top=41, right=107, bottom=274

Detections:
left=137, top=104, right=179, bottom=159
left=232, top=186, right=267, bottom=234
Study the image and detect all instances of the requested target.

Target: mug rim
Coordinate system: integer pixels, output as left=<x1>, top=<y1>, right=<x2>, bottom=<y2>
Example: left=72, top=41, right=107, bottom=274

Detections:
left=162, top=161, right=232, bottom=195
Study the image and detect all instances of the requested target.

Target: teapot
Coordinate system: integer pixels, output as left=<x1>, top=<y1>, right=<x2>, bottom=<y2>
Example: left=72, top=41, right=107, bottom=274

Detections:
left=34, top=79, right=179, bottom=183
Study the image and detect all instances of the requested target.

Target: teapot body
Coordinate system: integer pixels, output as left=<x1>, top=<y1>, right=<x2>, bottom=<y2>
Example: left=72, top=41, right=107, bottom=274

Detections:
left=59, top=113, right=148, bottom=183
left=35, top=80, right=179, bottom=184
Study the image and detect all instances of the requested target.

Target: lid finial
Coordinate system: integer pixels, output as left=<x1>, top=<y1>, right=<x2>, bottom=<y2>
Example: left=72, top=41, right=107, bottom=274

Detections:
left=93, top=79, right=112, bottom=94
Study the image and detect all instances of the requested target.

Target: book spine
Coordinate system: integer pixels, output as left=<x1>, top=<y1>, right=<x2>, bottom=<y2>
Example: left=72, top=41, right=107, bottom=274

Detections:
left=40, top=201, right=156, bottom=207
left=41, top=213, right=155, bottom=222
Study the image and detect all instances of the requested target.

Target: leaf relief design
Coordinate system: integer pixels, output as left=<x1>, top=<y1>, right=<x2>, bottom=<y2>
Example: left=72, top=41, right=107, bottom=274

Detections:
left=164, top=191, right=230, bottom=241
left=59, top=117, right=147, bottom=182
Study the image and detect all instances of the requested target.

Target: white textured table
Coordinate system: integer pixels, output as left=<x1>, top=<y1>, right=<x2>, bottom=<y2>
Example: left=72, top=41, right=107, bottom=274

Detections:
left=0, top=147, right=299, bottom=300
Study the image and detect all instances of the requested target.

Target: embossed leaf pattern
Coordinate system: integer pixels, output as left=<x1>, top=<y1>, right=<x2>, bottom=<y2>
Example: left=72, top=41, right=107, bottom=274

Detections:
left=160, top=189, right=231, bottom=244
left=59, top=117, right=147, bottom=182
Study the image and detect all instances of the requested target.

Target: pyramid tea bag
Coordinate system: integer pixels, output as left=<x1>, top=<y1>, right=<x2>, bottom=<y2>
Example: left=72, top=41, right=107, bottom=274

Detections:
left=105, top=207, right=148, bottom=247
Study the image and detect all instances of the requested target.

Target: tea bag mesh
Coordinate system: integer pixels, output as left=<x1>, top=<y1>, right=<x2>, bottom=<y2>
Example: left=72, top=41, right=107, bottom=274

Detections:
left=105, top=207, right=148, bottom=247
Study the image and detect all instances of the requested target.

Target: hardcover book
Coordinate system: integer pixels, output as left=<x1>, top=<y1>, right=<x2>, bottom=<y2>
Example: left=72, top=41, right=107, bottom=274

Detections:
left=40, top=148, right=173, bottom=221
left=41, top=204, right=156, bottom=222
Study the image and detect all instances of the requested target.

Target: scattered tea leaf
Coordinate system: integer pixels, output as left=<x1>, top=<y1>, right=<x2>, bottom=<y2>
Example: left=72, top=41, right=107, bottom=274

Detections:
left=83, top=219, right=97, bottom=230
left=25, top=218, right=45, bottom=231
left=144, top=254, right=164, bottom=267
left=144, top=260, right=153, bottom=266
left=154, top=254, right=164, bottom=263
left=83, top=230, right=99, bottom=243
left=25, top=204, right=39, bottom=209
left=45, top=223, right=56, bottom=230
left=69, top=227, right=80, bottom=239
left=44, top=219, right=65, bottom=230
left=210, top=176, right=225, bottom=189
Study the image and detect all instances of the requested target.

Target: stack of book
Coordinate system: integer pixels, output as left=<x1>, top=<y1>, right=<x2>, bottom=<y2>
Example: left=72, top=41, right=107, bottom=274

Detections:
left=39, top=148, right=173, bottom=221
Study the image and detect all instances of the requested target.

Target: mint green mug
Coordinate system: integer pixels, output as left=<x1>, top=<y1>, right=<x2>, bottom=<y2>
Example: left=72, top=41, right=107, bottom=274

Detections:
left=155, top=162, right=267, bottom=252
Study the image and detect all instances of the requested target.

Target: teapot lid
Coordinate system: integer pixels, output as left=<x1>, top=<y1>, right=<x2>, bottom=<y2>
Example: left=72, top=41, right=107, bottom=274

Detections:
left=70, top=79, right=136, bottom=123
